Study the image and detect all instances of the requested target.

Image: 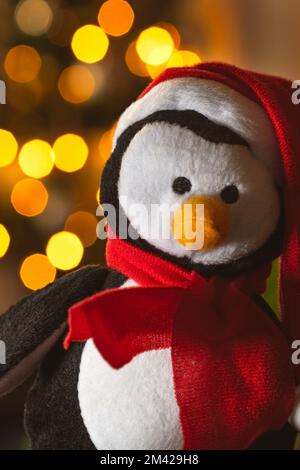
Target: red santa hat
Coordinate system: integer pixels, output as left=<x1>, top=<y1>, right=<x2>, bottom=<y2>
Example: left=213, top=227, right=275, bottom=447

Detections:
left=114, top=62, right=300, bottom=383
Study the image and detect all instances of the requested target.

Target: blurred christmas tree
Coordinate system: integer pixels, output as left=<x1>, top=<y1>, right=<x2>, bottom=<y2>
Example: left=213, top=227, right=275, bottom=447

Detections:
left=0, top=0, right=202, bottom=311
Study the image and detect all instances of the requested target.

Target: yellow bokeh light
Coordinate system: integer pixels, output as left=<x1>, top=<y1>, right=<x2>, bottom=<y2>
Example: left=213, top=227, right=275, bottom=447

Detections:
left=146, top=62, right=166, bottom=79
left=0, top=225, right=10, bottom=258
left=53, top=134, right=89, bottom=173
left=71, top=25, right=109, bottom=64
left=147, top=49, right=202, bottom=79
left=20, top=253, right=56, bottom=290
left=19, top=139, right=55, bottom=179
left=0, top=130, right=18, bottom=168
left=65, top=211, right=97, bottom=247
left=136, top=26, right=174, bottom=66
left=98, top=0, right=134, bottom=37
left=46, top=231, right=84, bottom=270
left=4, top=45, right=42, bottom=83
left=58, top=65, right=96, bottom=104
left=167, top=50, right=201, bottom=68
left=11, top=178, right=48, bottom=217
left=157, top=22, right=181, bottom=49
left=125, top=41, right=149, bottom=77
left=15, top=0, right=53, bottom=37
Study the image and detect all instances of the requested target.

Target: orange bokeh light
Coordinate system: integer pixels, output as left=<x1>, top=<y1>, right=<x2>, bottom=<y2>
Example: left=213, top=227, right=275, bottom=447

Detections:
left=11, top=178, right=48, bottom=217
left=4, top=45, right=42, bottom=83
left=58, top=65, right=96, bottom=104
left=20, top=254, right=56, bottom=290
left=125, top=41, right=149, bottom=77
left=98, top=0, right=134, bottom=37
left=65, top=211, right=97, bottom=247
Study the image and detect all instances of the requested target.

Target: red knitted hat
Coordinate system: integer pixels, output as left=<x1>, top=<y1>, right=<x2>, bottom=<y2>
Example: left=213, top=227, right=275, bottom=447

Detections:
left=115, top=62, right=300, bottom=382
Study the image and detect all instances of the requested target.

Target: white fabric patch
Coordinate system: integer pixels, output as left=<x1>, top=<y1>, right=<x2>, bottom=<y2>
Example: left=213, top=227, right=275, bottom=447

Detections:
left=118, top=123, right=280, bottom=265
left=114, top=78, right=282, bottom=183
left=78, top=279, right=183, bottom=450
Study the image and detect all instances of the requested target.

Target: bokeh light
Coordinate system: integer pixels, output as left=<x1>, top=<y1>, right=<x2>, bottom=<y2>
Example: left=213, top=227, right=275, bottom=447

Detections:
left=15, top=0, right=53, bottom=37
left=11, top=178, right=48, bottom=217
left=98, top=0, right=134, bottom=37
left=65, top=211, right=97, bottom=247
left=0, top=130, right=18, bottom=168
left=136, top=26, right=174, bottom=66
left=125, top=41, right=149, bottom=77
left=146, top=62, right=167, bottom=79
left=71, top=25, right=109, bottom=64
left=4, top=45, right=42, bottom=83
left=0, top=225, right=10, bottom=258
left=20, top=253, right=56, bottom=290
left=147, top=49, right=201, bottom=78
left=157, top=22, right=181, bottom=49
left=58, top=65, right=96, bottom=104
left=46, top=231, right=84, bottom=270
left=19, top=139, right=55, bottom=178
left=167, top=50, right=201, bottom=67
left=53, top=134, right=89, bottom=173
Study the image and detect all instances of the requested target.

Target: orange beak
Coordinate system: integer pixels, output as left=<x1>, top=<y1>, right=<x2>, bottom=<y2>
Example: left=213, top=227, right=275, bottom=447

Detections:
left=171, top=195, right=230, bottom=251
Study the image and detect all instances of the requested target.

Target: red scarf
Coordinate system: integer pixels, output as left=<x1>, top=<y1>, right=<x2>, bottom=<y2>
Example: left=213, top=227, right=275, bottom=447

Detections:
left=64, top=235, right=295, bottom=450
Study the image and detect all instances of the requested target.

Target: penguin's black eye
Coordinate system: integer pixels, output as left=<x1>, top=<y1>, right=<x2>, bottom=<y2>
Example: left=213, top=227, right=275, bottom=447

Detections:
left=172, top=177, right=192, bottom=195
left=220, top=185, right=239, bottom=204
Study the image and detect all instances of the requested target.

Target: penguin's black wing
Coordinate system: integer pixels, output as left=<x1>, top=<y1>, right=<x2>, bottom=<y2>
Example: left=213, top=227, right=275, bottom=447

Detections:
left=0, top=265, right=109, bottom=397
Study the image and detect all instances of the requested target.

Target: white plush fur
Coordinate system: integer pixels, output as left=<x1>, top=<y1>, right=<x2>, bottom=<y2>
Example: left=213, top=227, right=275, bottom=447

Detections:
left=78, top=279, right=183, bottom=450
left=114, top=78, right=282, bottom=183
left=118, top=122, right=280, bottom=265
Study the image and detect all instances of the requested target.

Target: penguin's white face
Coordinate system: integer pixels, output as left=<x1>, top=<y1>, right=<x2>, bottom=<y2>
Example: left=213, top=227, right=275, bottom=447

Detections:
left=118, top=121, right=281, bottom=266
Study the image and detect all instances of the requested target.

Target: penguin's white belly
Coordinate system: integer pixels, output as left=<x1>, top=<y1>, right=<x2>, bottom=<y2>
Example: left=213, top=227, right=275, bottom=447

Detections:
left=78, top=279, right=183, bottom=450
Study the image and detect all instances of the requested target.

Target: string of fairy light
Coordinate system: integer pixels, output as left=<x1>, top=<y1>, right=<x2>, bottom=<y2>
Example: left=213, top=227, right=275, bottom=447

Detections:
left=0, top=0, right=201, bottom=292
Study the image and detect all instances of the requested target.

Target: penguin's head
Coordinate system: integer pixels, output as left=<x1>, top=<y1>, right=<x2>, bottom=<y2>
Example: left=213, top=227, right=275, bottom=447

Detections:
left=101, top=75, right=283, bottom=276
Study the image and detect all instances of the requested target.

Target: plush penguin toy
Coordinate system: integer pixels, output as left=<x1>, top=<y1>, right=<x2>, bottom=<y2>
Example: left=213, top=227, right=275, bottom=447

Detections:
left=1, top=63, right=300, bottom=450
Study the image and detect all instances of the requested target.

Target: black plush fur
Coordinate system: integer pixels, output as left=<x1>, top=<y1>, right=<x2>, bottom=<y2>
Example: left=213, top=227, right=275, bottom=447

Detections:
left=101, top=109, right=284, bottom=278
left=249, top=422, right=297, bottom=450
left=0, top=267, right=126, bottom=449
left=0, top=265, right=108, bottom=379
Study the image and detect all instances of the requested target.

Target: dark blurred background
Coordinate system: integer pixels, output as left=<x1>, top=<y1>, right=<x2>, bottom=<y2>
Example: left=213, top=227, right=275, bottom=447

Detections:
left=0, top=0, right=299, bottom=450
